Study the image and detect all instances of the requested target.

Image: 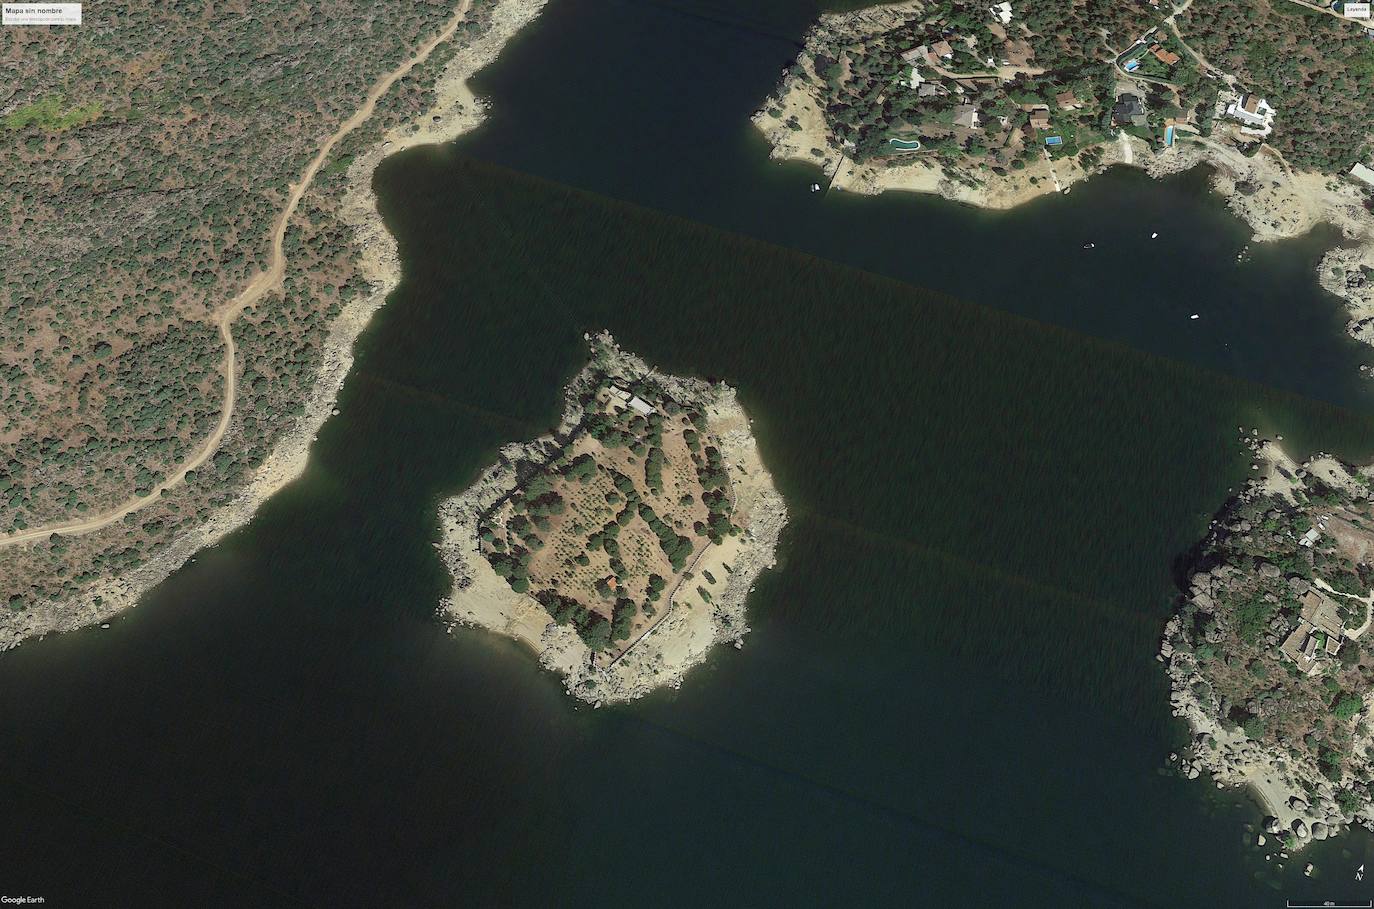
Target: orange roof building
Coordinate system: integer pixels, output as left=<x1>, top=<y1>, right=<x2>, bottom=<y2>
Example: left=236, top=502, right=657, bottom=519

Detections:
left=1150, top=44, right=1181, bottom=66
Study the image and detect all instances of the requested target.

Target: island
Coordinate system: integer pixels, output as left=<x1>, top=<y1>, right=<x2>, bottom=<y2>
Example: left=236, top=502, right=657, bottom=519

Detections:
left=436, top=334, right=788, bottom=703
left=1163, top=437, right=1374, bottom=854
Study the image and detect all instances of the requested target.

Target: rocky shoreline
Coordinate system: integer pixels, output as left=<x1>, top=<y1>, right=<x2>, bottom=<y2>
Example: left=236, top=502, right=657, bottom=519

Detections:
left=436, top=333, right=789, bottom=704
left=1161, top=437, right=1374, bottom=853
left=0, top=0, right=550, bottom=652
left=753, top=12, right=1374, bottom=346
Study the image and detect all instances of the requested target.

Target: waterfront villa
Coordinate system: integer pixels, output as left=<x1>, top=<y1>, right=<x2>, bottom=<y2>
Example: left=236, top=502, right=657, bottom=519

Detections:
left=1224, top=93, right=1276, bottom=136
left=1280, top=590, right=1346, bottom=674
left=1113, top=94, right=1147, bottom=128
left=608, top=385, right=656, bottom=416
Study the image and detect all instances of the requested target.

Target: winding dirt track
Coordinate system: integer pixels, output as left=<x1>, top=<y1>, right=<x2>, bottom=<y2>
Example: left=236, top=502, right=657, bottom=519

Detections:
left=0, top=1, right=471, bottom=548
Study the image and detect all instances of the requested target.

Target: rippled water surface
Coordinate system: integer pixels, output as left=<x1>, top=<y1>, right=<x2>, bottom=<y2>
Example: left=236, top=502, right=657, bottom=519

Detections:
left=5, top=0, right=1374, bottom=905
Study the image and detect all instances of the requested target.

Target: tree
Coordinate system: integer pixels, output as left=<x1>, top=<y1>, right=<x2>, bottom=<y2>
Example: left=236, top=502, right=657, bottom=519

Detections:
left=1332, top=695, right=1362, bottom=722
left=563, top=453, right=597, bottom=483
left=612, top=598, right=637, bottom=641
left=581, top=619, right=612, bottom=652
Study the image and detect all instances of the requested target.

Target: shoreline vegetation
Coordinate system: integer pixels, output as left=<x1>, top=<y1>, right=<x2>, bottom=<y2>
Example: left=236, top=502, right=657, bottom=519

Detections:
left=1164, top=436, right=1374, bottom=860
left=0, top=0, right=550, bottom=651
left=758, top=0, right=1374, bottom=857
left=436, top=333, right=788, bottom=704
left=753, top=1, right=1374, bottom=343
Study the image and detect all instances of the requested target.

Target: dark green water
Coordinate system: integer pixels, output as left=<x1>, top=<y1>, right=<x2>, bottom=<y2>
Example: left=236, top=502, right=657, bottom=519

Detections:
left=7, top=1, right=1374, bottom=906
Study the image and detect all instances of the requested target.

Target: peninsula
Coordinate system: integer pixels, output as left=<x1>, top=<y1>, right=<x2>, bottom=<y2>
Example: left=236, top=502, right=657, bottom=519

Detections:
left=436, top=334, right=788, bottom=703
left=0, top=0, right=548, bottom=647
left=1164, top=437, right=1374, bottom=854
left=754, top=0, right=1374, bottom=342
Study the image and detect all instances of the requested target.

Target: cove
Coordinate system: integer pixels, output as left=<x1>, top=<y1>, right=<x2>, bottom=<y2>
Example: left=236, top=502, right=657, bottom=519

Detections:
left=1, top=154, right=1372, bottom=905
left=462, top=0, right=1374, bottom=410
left=5, top=0, right=1374, bottom=905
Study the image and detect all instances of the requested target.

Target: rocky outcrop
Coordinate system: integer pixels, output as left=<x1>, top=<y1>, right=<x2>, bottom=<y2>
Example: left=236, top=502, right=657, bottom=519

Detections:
left=1161, top=439, right=1374, bottom=849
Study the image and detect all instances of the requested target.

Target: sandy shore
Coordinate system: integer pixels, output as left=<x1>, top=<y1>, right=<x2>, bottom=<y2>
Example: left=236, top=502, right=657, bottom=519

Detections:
left=754, top=68, right=1374, bottom=336
left=437, top=333, right=789, bottom=704
left=755, top=70, right=1139, bottom=210
left=0, top=0, right=549, bottom=650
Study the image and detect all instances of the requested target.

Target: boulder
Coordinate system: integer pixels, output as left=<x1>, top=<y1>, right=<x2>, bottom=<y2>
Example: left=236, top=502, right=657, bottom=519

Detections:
left=1259, top=562, right=1281, bottom=578
left=1352, top=318, right=1374, bottom=345
left=1293, top=819, right=1309, bottom=839
left=1311, top=822, right=1328, bottom=840
left=1289, top=796, right=1309, bottom=813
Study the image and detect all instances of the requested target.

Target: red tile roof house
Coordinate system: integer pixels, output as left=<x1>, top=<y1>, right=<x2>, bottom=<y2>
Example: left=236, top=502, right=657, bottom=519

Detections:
left=1149, top=43, right=1181, bottom=66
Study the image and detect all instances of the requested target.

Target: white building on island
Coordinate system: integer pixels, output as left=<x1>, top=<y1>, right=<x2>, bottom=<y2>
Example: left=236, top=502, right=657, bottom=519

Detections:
left=608, top=384, right=656, bottom=415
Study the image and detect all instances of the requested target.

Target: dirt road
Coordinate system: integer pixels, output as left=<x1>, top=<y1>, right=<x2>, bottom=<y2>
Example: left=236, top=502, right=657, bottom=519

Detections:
left=0, top=1, right=473, bottom=548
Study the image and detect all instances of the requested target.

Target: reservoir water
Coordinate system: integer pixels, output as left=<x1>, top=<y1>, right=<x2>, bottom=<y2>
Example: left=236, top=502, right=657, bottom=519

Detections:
left=6, top=0, right=1374, bottom=905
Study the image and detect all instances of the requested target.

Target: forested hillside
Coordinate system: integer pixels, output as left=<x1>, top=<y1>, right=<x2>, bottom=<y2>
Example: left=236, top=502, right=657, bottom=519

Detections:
left=1178, top=0, right=1374, bottom=170
left=0, top=0, right=504, bottom=613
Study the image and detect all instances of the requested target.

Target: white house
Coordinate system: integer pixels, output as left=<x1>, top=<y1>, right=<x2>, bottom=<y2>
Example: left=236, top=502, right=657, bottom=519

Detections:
left=1350, top=163, right=1374, bottom=188
left=990, top=2, right=1012, bottom=25
left=1225, top=92, right=1276, bottom=135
